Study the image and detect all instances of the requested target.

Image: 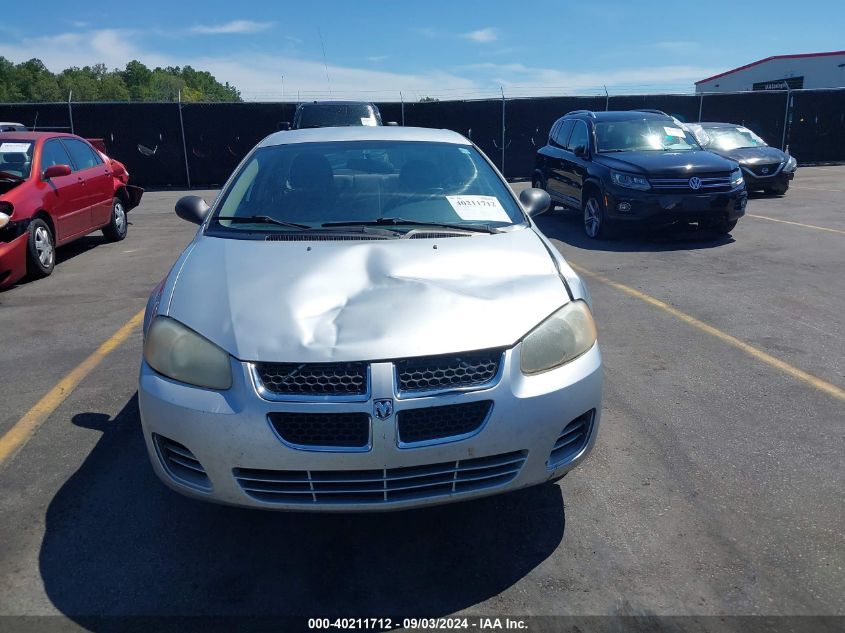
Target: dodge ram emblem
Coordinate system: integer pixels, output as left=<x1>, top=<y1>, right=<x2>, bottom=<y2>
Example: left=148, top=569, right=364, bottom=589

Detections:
left=688, top=176, right=702, bottom=190
left=374, top=399, right=394, bottom=420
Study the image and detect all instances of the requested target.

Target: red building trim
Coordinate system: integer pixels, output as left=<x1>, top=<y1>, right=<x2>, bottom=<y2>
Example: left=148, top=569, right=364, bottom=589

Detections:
left=695, top=50, right=845, bottom=85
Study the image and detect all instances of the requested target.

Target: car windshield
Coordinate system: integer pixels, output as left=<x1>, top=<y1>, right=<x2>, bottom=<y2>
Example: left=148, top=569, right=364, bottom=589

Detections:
left=0, top=140, right=34, bottom=179
left=297, top=104, right=379, bottom=128
left=210, top=140, right=525, bottom=234
left=700, top=126, right=768, bottom=150
left=595, top=119, right=699, bottom=152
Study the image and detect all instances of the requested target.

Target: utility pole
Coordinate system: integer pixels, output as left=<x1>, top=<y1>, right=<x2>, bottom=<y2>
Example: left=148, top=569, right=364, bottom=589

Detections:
left=177, top=90, right=192, bottom=188
left=500, top=85, right=506, bottom=176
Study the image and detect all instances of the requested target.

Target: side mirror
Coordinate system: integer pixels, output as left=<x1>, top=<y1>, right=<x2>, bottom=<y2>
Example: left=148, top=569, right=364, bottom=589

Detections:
left=277, top=122, right=291, bottom=131
left=519, top=187, right=551, bottom=217
left=573, top=145, right=589, bottom=159
left=175, top=195, right=210, bottom=225
left=43, top=164, right=71, bottom=179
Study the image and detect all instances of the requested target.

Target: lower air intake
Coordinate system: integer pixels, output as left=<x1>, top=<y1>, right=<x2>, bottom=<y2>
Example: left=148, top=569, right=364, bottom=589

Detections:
left=548, top=410, right=594, bottom=468
left=153, top=434, right=211, bottom=491
left=233, top=450, right=527, bottom=505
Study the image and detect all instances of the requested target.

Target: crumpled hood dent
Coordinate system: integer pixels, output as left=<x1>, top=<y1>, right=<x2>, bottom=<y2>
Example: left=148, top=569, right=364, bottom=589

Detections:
left=167, top=229, right=569, bottom=363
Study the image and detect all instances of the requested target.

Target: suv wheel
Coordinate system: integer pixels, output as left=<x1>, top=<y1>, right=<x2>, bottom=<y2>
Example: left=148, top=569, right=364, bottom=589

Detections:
left=583, top=194, right=611, bottom=239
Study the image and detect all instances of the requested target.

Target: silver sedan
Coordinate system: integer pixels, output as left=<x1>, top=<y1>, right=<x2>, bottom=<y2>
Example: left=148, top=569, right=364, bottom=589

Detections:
left=139, top=126, right=602, bottom=511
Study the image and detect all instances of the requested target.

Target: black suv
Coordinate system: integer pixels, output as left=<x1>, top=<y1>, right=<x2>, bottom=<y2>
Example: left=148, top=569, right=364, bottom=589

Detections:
left=534, top=110, right=747, bottom=239
left=287, top=101, right=383, bottom=130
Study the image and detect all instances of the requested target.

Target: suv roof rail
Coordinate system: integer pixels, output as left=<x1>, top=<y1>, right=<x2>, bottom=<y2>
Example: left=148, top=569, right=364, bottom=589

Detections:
left=564, top=110, right=596, bottom=118
left=637, top=109, right=669, bottom=116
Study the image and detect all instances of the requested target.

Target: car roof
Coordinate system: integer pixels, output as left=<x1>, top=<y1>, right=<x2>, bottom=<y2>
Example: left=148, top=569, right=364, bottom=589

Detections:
left=0, top=131, right=76, bottom=142
left=297, top=100, right=377, bottom=107
left=563, top=110, right=675, bottom=122
left=260, top=126, right=469, bottom=147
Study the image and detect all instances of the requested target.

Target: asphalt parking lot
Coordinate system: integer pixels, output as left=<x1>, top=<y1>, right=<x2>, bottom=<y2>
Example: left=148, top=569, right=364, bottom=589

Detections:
left=0, top=167, right=843, bottom=630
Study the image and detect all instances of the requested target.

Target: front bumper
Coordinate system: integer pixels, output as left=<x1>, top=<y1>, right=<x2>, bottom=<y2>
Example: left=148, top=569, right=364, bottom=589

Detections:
left=0, top=233, right=28, bottom=289
left=605, top=183, right=747, bottom=227
left=138, top=344, right=603, bottom=512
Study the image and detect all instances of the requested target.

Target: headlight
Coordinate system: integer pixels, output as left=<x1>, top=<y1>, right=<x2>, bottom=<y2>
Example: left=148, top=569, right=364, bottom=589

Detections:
left=520, top=301, right=598, bottom=375
left=610, top=171, right=650, bottom=191
left=784, top=156, right=797, bottom=172
left=730, top=168, right=744, bottom=187
left=0, top=212, right=10, bottom=229
left=143, top=316, right=232, bottom=389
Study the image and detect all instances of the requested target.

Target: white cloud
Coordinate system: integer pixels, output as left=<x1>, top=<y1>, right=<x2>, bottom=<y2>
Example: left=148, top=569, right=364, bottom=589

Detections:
left=653, top=41, right=701, bottom=53
left=0, top=28, right=716, bottom=100
left=367, top=55, right=389, bottom=62
left=190, top=20, right=274, bottom=35
left=462, top=28, right=499, bottom=43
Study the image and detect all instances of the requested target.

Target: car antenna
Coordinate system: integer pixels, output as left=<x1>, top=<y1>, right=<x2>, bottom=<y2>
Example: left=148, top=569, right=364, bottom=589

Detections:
left=318, top=27, right=332, bottom=96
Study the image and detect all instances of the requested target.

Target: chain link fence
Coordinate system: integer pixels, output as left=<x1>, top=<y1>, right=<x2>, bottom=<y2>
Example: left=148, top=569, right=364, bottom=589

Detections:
left=1, top=88, right=842, bottom=186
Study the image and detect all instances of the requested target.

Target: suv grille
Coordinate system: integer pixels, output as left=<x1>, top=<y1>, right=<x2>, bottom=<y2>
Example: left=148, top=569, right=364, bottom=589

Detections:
left=745, top=162, right=781, bottom=177
left=254, top=362, right=367, bottom=398
left=233, top=450, right=527, bottom=505
left=395, top=350, right=502, bottom=394
left=548, top=410, right=594, bottom=468
left=397, top=400, right=492, bottom=445
left=650, top=173, right=732, bottom=192
left=269, top=412, right=370, bottom=449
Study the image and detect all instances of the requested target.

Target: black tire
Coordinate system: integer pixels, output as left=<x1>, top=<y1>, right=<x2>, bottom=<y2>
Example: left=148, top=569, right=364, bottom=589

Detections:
left=764, top=182, right=789, bottom=196
left=582, top=191, right=613, bottom=239
left=715, top=220, right=738, bottom=235
left=26, top=218, right=55, bottom=279
left=102, top=197, right=128, bottom=242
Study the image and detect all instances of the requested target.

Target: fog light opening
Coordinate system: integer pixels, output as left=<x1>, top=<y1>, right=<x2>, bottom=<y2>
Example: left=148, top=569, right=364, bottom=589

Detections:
left=617, top=201, right=632, bottom=213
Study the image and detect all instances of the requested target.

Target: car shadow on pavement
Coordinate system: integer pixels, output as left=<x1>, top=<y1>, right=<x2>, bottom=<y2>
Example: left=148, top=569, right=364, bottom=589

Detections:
left=535, top=210, right=736, bottom=253
left=39, top=394, right=565, bottom=627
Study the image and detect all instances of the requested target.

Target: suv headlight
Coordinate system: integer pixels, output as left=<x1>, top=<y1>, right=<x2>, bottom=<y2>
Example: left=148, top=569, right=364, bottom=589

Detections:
left=520, top=301, right=598, bottom=375
left=610, top=171, right=650, bottom=191
left=730, top=168, right=744, bottom=187
left=784, top=155, right=797, bottom=172
left=143, top=316, right=233, bottom=389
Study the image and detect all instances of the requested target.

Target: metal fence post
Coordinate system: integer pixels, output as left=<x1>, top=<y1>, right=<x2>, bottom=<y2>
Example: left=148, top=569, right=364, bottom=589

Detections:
left=67, top=91, right=74, bottom=135
left=698, top=93, right=704, bottom=122
left=604, top=85, right=609, bottom=111
left=500, top=86, right=506, bottom=176
left=781, top=90, right=792, bottom=151
left=400, top=91, right=405, bottom=126
left=177, top=90, right=192, bottom=188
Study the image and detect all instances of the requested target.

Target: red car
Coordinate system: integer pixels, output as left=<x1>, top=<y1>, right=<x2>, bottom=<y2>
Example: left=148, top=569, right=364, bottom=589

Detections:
left=0, top=132, right=143, bottom=289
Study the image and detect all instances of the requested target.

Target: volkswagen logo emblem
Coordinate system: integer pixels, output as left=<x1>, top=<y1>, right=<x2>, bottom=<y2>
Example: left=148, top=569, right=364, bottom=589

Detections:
left=373, top=399, right=394, bottom=420
left=762, top=167, right=769, bottom=174
left=688, top=176, right=702, bottom=190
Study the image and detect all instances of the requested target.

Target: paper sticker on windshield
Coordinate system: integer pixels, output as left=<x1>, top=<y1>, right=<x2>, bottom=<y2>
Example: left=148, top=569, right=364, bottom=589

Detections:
left=0, top=142, right=31, bottom=153
left=361, top=116, right=377, bottom=126
left=446, top=195, right=510, bottom=222
left=664, top=127, right=686, bottom=138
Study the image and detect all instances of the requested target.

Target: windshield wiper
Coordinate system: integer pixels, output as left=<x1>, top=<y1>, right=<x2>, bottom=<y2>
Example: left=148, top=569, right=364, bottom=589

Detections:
left=216, top=215, right=311, bottom=230
left=322, top=218, right=499, bottom=234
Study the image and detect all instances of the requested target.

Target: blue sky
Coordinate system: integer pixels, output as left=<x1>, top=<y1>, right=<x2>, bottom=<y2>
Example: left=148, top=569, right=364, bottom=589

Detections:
left=1, top=0, right=843, bottom=100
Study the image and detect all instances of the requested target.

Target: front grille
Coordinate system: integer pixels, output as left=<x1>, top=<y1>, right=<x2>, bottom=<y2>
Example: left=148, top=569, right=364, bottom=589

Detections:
left=745, top=163, right=781, bottom=177
left=397, top=400, right=492, bottom=445
left=547, top=410, right=594, bottom=468
left=254, top=362, right=367, bottom=398
left=234, top=450, right=527, bottom=505
left=650, top=173, right=732, bottom=192
left=153, top=434, right=211, bottom=490
left=269, top=412, right=370, bottom=449
left=395, top=350, right=502, bottom=394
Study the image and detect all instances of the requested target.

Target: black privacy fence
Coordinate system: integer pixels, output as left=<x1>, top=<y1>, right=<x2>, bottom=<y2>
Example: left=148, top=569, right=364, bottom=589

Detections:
left=1, top=89, right=842, bottom=187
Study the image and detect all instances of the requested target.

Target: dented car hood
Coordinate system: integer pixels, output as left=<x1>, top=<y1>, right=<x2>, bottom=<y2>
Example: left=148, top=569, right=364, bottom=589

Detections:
left=166, top=228, right=569, bottom=363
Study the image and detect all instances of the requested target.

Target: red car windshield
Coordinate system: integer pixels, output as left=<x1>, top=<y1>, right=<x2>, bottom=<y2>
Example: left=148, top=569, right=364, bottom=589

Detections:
left=0, top=140, right=34, bottom=180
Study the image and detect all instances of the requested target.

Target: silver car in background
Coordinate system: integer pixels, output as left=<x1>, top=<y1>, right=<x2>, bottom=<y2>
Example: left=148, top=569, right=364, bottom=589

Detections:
left=139, top=126, right=602, bottom=511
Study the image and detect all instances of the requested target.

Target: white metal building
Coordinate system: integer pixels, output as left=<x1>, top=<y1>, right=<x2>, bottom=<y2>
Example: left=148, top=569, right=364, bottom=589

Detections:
left=695, top=50, right=845, bottom=93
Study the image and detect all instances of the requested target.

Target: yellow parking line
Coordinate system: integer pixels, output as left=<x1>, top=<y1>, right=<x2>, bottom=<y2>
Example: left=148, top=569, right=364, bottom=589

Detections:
left=570, top=263, right=845, bottom=403
left=747, top=214, right=845, bottom=235
left=0, top=309, right=145, bottom=467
